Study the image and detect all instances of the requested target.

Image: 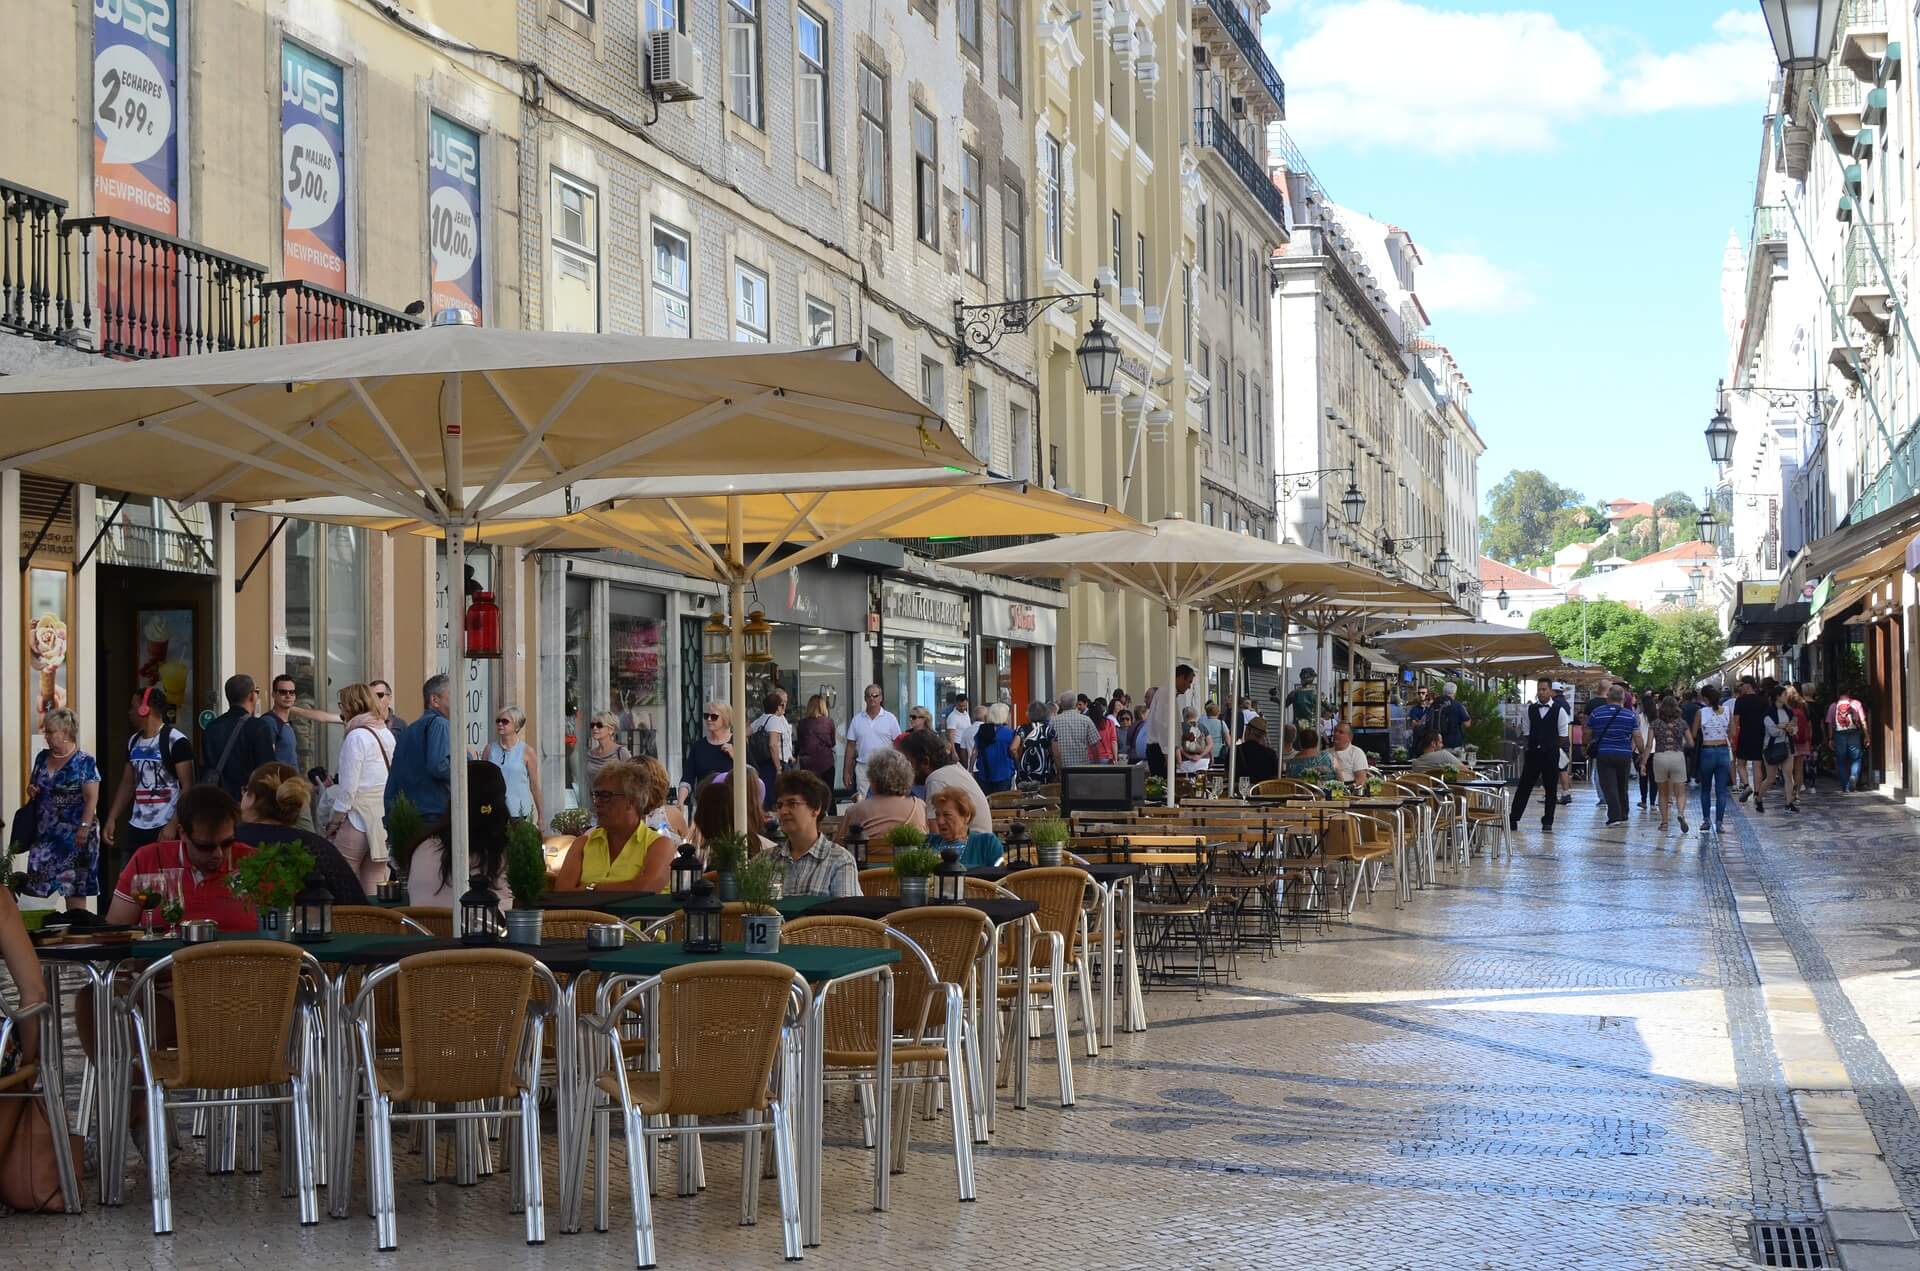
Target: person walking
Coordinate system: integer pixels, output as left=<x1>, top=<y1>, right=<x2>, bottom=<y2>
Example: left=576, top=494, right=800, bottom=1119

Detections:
left=329, top=683, right=394, bottom=892
left=683, top=700, right=737, bottom=797
left=384, top=674, right=453, bottom=821
left=1087, top=698, right=1117, bottom=763
left=262, top=673, right=302, bottom=768
left=21, top=708, right=101, bottom=901
left=844, top=684, right=902, bottom=800
left=1050, top=691, right=1098, bottom=772
left=1435, top=682, right=1471, bottom=752
left=1649, top=698, right=1691, bottom=833
left=1509, top=680, right=1569, bottom=833
left=1828, top=686, right=1868, bottom=792
left=1585, top=684, right=1638, bottom=827
left=1781, top=685, right=1811, bottom=812
left=1731, top=676, right=1774, bottom=813
left=1679, top=689, right=1703, bottom=787
left=1016, top=700, right=1057, bottom=786
left=1200, top=700, right=1229, bottom=757
left=1634, top=692, right=1656, bottom=810
left=794, top=693, right=838, bottom=797
left=583, top=710, right=633, bottom=806
left=1143, top=665, right=1198, bottom=776
left=486, top=705, right=544, bottom=827
left=200, top=674, right=278, bottom=801
left=1284, top=669, right=1320, bottom=728
left=1691, top=684, right=1735, bottom=835
left=972, top=701, right=1019, bottom=794
left=746, top=689, right=793, bottom=796
left=945, top=693, right=975, bottom=770
left=102, top=687, right=194, bottom=861
left=1798, top=683, right=1823, bottom=792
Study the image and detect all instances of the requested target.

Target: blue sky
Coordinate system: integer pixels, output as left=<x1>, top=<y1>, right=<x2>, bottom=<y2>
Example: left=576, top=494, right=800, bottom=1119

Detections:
left=1260, top=1, right=1775, bottom=512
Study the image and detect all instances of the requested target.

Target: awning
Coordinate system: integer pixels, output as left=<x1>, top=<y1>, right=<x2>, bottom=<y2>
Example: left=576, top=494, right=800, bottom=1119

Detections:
left=1797, top=491, right=1920, bottom=583
left=1728, top=579, right=1810, bottom=645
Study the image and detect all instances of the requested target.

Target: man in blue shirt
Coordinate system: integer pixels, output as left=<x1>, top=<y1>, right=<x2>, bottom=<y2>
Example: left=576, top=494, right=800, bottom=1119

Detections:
left=1436, top=682, right=1470, bottom=751
left=384, top=674, right=453, bottom=820
left=1585, top=684, right=1638, bottom=827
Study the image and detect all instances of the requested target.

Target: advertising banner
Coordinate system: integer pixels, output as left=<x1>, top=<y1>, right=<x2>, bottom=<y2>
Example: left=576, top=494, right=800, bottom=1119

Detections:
left=93, top=0, right=180, bottom=233
left=280, top=41, right=348, bottom=292
left=428, top=112, right=484, bottom=323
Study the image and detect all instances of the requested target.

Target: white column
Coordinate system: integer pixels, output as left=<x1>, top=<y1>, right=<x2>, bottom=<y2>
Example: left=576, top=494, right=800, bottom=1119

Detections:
left=214, top=502, right=236, bottom=685
left=73, top=485, right=97, bottom=756
left=1, top=470, right=20, bottom=814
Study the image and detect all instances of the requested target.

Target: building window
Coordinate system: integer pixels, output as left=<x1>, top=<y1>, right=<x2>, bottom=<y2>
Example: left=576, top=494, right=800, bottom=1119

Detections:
left=1181, top=264, right=1192, bottom=361
left=557, top=0, right=594, bottom=15
left=1252, top=382, right=1264, bottom=462
left=962, top=148, right=984, bottom=279
left=727, top=0, right=762, bottom=127
left=1197, top=339, right=1211, bottom=434
left=1231, top=231, right=1244, bottom=306
left=1197, top=205, right=1208, bottom=277
left=733, top=261, right=770, bottom=342
left=1236, top=370, right=1249, bottom=455
left=643, top=0, right=677, bottom=31
left=958, top=0, right=981, bottom=56
left=1136, top=233, right=1147, bottom=297
left=920, top=355, right=945, bottom=415
left=969, top=381, right=990, bottom=459
left=1202, top=499, right=1214, bottom=527
left=1002, top=181, right=1026, bottom=299
left=859, top=64, right=888, bottom=213
left=1218, top=355, right=1230, bottom=447
left=1215, top=212, right=1227, bottom=282
left=867, top=328, right=894, bottom=375
left=1110, top=211, right=1123, bottom=288
left=805, top=295, right=835, bottom=346
left=1009, top=401, right=1031, bottom=479
left=549, top=171, right=598, bottom=332
left=796, top=9, right=829, bottom=170
left=998, top=0, right=1021, bottom=96
left=912, top=106, right=939, bottom=247
left=1042, top=134, right=1062, bottom=265
left=650, top=220, right=691, bottom=338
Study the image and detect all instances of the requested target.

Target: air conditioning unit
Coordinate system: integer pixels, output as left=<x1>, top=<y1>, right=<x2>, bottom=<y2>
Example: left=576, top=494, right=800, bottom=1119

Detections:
left=642, top=29, right=701, bottom=102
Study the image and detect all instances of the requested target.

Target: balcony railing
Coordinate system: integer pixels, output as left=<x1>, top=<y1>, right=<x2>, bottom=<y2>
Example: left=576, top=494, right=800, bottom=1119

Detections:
left=1199, top=0, right=1285, bottom=115
left=1192, top=108, right=1289, bottom=231
left=259, top=279, right=419, bottom=345
left=1843, top=221, right=1891, bottom=298
left=1752, top=205, right=1787, bottom=248
left=1209, top=611, right=1287, bottom=641
left=95, top=522, right=218, bottom=576
left=1844, top=0, right=1886, bottom=29
left=2, top=179, right=68, bottom=340
left=64, top=216, right=267, bottom=359
left=917, top=535, right=1049, bottom=562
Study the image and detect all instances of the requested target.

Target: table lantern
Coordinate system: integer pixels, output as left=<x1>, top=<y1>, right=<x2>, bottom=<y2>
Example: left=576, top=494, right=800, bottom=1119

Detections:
left=464, top=590, right=503, bottom=660
left=682, top=880, right=724, bottom=954
left=1004, top=821, right=1029, bottom=864
left=932, top=847, right=967, bottom=904
left=742, top=610, right=774, bottom=664
left=292, top=878, right=334, bottom=939
left=845, top=820, right=868, bottom=867
left=670, top=842, right=703, bottom=898
left=460, top=878, right=502, bottom=943
left=703, top=610, right=732, bottom=663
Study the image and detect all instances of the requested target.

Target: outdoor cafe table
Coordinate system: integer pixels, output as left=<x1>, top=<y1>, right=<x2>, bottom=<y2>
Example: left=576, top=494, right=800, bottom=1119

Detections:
left=971, top=862, right=1145, bottom=1046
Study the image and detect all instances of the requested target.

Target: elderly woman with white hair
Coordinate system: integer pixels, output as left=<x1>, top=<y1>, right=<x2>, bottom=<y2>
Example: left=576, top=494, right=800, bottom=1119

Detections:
left=23, top=707, right=102, bottom=899
left=485, top=703, right=544, bottom=827
left=971, top=700, right=1019, bottom=793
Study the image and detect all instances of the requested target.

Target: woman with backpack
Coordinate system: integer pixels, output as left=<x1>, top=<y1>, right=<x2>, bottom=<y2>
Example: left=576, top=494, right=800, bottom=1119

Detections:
left=971, top=701, right=1019, bottom=794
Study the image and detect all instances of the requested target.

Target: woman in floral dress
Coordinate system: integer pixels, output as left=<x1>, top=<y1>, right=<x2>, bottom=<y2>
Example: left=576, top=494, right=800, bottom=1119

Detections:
left=23, top=707, right=101, bottom=898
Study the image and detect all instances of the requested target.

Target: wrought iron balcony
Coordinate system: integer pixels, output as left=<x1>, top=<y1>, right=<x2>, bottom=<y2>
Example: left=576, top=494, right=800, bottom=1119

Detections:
left=1842, top=221, right=1892, bottom=334
left=1752, top=205, right=1787, bottom=248
left=63, top=216, right=267, bottom=359
left=259, top=279, right=420, bottom=345
left=1197, top=0, right=1285, bottom=115
left=95, top=521, right=218, bottom=575
left=1192, top=108, right=1289, bottom=232
left=2, top=179, right=69, bottom=340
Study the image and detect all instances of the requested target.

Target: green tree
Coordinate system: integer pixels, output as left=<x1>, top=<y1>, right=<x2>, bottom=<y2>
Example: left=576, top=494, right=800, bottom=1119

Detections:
left=1481, top=470, right=1589, bottom=566
left=1547, top=505, right=1604, bottom=554
left=1638, top=611, right=1725, bottom=690
left=1528, top=600, right=1658, bottom=683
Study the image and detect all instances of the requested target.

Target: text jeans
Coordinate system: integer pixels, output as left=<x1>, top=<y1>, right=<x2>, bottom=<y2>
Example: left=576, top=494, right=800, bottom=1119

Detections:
left=1834, top=729, right=1865, bottom=791
left=1595, top=753, right=1632, bottom=823
left=1697, top=745, right=1732, bottom=828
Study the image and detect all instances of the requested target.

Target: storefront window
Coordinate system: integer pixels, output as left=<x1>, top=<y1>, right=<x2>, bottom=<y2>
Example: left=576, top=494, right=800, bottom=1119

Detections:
left=285, top=520, right=367, bottom=772
left=609, top=585, right=666, bottom=762
left=564, top=577, right=591, bottom=809
left=435, top=545, right=493, bottom=758
left=707, top=624, right=851, bottom=769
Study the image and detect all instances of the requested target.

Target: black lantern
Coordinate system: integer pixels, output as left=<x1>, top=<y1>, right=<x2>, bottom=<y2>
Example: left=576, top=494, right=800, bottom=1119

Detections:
left=702, top=610, right=732, bottom=663
left=844, top=820, right=868, bottom=867
left=931, top=847, right=968, bottom=904
left=1696, top=503, right=1719, bottom=540
left=1432, top=546, right=1453, bottom=576
left=1495, top=586, right=1510, bottom=610
left=459, top=878, right=502, bottom=943
left=681, top=880, right=724, bottom=954
left=292, top=878, right=334, bottom=940
left=1004, top=820, right=1030, bottom=865
left=670, top=842, right=703, bottom=899
left=742, top=610, right=775, bottom=664
left=1340, top=479, right=1366, bottom=524
left=1077, top=316, right=1121, bottom=394
left=1758, top=0, right=1840, bottom=70
left=1705, top=403, right=1735, bottom=465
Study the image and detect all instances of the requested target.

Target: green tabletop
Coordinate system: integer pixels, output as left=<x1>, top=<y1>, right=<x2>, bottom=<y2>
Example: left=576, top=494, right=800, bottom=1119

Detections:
left=585, top=941, right=897, bottom=983
left=534, top=891, right=831, bottom=919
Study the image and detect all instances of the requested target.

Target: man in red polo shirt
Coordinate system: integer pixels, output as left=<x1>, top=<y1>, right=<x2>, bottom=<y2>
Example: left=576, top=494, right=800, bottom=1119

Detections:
left=106, top=785, right=256, bottom=931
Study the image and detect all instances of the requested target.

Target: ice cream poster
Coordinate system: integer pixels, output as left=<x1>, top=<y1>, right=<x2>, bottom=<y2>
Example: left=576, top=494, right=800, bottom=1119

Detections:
left=135, top=608, right=192, bottom=723
left=27, top=569, right=69, bottom=745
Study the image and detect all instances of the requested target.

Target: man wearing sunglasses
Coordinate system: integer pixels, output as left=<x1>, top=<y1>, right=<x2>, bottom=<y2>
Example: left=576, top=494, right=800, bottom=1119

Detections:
left=844, top=684, right=901, bottom=801
left=105, top=785, right=257, bottom=931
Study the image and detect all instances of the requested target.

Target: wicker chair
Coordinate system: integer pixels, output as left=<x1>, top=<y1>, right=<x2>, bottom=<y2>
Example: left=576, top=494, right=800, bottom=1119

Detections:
left=999, top=867, right=1096, bottom=1107
left=331, top=905, right=426, bottom=935
left=883, top=907, right=990, bottom=1181
left=857, top=867, right=900, bottom=897
left=393, top=906, right=453, bottom=938
left=0, top=987, right=83, bottom=1212
left=1251, top=777, right=1322, bottom=799
left=122, top=941, right=324, bottom=1234
left=583, top=961, right=809, bottom=1267
left=345, top=949, right=556, bottom=1251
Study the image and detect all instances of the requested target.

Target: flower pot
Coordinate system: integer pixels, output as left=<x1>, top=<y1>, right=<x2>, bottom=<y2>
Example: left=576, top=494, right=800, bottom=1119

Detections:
left=505, top=908, right=544, bottom=946
left=899, top=876, right=930, bottom=906
left=742, top=911, right=782, bottom=954
left=256, top=907, right=294, bottom=941
left=717, top=872, right=739, bottom=902
left=1037, top=842, right=1064, bottom=868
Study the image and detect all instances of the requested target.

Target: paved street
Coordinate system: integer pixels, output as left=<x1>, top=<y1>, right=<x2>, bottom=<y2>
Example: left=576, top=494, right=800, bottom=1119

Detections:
left=14, top=785, right=1920, bottom=1269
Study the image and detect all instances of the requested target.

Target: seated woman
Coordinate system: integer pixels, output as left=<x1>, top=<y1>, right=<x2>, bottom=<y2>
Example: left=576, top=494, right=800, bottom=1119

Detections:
left=1233, top=718, right=1281, bottom=786
left=235, top=762, right=367, bottom=904
left=553, top=757, right=676, bottom=893
left=841, top=748, right=927, bottom=850
left=1408, top=727, right=1469, bottom=772
left=406, top=760, right=514, bottom=909
left=687, top=776, right=778, bottom=855
left=1284, top=728, right=1337, bottom=783
left=925, top=787, right=1004, bottom=868
left=105, top=785, right=256, bottom=931
left=0, top=889, right=47, bottom=1063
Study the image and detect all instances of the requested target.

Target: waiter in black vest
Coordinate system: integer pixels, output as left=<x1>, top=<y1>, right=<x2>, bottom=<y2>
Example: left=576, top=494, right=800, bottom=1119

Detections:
left=1510, top=679, right=1571, bottom=832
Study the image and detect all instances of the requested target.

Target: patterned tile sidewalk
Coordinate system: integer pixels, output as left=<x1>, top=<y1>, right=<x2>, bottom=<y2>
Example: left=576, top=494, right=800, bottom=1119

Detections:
left=11, top=786, right=1894, bottom=1270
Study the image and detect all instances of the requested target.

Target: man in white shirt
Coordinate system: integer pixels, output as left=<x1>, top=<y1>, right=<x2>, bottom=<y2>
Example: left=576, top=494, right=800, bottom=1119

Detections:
left=1141, top=664, right=1197, bottom=776
left=844, top=683, right=902, bottom=799
left=1328, top=721, right=1370, bottom=784
left=945, top=693, right=974, bottom=767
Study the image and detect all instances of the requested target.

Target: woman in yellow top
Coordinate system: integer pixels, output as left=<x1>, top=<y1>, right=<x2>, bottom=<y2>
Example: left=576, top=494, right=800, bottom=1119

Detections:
left=554, top=757, right=677, bottom=891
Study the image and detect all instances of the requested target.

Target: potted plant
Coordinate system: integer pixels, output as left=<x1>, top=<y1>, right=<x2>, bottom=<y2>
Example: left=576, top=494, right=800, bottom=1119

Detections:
left=1029, top=817, right=1069, bottom=868
left=386, top=793, right=426, bottom=878
left=1144, top=775, right=1166, bottom=803
left=1391, top=745, right=1409, bottom=764
left=883, top=823, right=926, bottom=865
left=550, top=806, right=592, bottom=838
left=504, top=818, right=550, bottom=945
left=707, top=831, right=749, bottom=901
left=736, top=853, right=783, bottom=953
left=1366, top=775, right=1387, bottom=797
left=892, top=846, right=941, bottom=906
left=230, top=839, right=316, bottom=940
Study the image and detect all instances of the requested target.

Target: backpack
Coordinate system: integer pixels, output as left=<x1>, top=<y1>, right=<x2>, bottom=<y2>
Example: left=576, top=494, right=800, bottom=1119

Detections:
left=746, top=719, right=779, bottom=776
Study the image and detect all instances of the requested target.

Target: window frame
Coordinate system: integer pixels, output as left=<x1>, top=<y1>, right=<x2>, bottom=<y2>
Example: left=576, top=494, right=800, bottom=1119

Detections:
left=1042, top=134, right=1063, bottom=265
left=867, top=328, right=894, bottom=375
left=1197, top=203, right=1208, bottom=277
left=642, top=0, right=680, bottom=32
left=726, top=0, right=764, bottom=129
left=1110, top=211, right=1123, bottom=289
left=1197, top=338, right=1212, bottom=435
left=961, top=147, right=985, bottom=279
left=1002, top=179, right=1026, bottom=300
left=804, top=295, right=836, bottom=346
left=796, top=7, right=830, bottom=171
left=958, top=0, right=982, bottom=58
left=548, top=170, right=600, bottom=333
left=920, top=355, right=946, bottom=416
left=997, top=0, right=1021, bottom=97
left=858, top=63, right=889, bottom=214
left=968, top=380, right=990, bottom=460
left=555, top=0, right=595, bottom=15
left=732, top=259, right=771, bottom=343
left=912, top=105, right=940, bottom=248
left=649, top=218, right=692, bottom=339
left=1231, top=231, right=1244, bottom=306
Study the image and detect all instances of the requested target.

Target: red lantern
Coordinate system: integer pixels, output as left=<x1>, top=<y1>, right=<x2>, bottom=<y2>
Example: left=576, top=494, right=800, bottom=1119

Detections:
left=465, top=590, right=503, bottom=660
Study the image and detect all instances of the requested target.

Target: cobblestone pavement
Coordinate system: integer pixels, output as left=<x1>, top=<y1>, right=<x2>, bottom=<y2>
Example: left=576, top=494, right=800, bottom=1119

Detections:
left=13, top=787, right=1897, bottom=1270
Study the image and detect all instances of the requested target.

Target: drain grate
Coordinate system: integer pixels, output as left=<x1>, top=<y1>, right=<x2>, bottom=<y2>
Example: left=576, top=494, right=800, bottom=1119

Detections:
left=1749, top=1221, right=1830, bottom=1268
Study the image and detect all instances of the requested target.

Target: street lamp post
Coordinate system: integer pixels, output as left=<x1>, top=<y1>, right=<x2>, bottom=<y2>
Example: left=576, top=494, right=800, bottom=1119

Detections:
left=1274, top=465, right=1365, bottom=544
left=955, top=288, right=1119, bottom=393
left=1757, top=0, right=1840, bottom=71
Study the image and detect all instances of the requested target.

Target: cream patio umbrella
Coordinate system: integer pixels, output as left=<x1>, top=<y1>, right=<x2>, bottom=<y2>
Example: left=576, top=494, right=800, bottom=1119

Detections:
left=1375, top=621, right=1560, bottom=676
left=946, top=516, right=1399, bottom=806
left=258, top=469, right=1141, bottom=829
left=0, top=317, right=978, bottom=929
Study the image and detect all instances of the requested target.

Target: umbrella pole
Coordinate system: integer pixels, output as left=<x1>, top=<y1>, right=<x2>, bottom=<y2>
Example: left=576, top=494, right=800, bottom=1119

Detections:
left=1227, top=608, right=1243, bottom=793
left=443, top=396, right=469, bottom=935
left=1346, top=636, right=1357, bottom=723
left=729, top=499, right=750, bottom=837
left=1166, top=605, right=1178, bottom=808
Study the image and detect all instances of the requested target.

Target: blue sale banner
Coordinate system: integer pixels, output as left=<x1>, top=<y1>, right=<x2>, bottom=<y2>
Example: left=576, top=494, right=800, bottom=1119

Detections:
left=428, top=112, right=484, bottom=323
left=280, top=41, right=348, bottom=292
left=93, top=0, right=181, bottom=234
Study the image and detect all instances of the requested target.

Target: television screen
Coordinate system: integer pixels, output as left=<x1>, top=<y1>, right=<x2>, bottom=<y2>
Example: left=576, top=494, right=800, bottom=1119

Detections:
left=1062, top=763, right=1145, bottom=814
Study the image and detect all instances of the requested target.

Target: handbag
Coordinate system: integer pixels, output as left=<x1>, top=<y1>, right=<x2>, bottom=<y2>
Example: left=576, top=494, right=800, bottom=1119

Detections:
left=0, top=1086, right=82, bottom=1211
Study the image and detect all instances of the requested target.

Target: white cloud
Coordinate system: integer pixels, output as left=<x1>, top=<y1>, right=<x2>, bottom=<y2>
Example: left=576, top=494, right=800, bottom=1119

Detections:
left=1418, top=250, right=1532, bottom=314
left=1275, top=4, right=1775, bottom=154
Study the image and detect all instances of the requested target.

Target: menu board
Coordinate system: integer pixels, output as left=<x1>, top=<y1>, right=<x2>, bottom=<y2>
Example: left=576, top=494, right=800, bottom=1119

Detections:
left=1345, top=678, right=1390, bottom=730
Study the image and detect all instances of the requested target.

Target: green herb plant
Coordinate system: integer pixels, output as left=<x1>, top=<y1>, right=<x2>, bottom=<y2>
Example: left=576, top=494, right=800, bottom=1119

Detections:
left=707, top=831, right=750, bottom=875
left=734, top=853, right=781, bottom=915
left=505, top=818, right=550, bottom=908
left=1028, top=818, right=1068, bottom=846
left=885, top=824, right=928, bottom=850
left=550, top=806, right=592, bottom=837
left=386, top=794, right=426, bottom=871
left=231, top=839, right=317, bottom=913
left=891, top=846, right=941, bottom=878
